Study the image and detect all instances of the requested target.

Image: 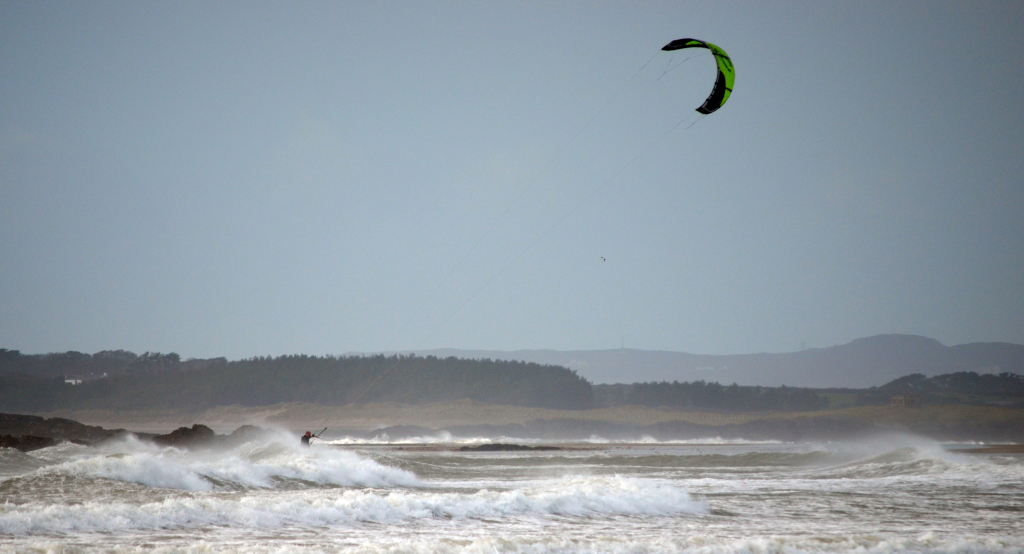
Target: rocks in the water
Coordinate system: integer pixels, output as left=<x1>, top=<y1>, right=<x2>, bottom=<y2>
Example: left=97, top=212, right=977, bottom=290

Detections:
left=459, top=443, right=560, bottom=452
left=0, top=413, right=276, bottom=451
left=151, top=423, right=275, bottom=449
left=152, top=424, right=216, bottom=448
left=0, top=434, right=57, bottom=452
left=0, top=413, right=128, bottom=446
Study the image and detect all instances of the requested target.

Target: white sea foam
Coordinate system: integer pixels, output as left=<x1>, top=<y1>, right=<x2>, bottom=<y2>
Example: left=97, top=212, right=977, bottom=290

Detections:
left=3, top=439, right=1021, bottom=553
left=327, top=432, right=503, bottom=445
left=326, top=434, right=784, bottom=446
left=10, top=435, right=423, bottom=492
left=0, top=475, right=707, bottom=535
left=349, top=533, right=1024, bottom=554
left=3, top=531, right=1023, bottom=554
left=620, top=435, right=784, bottom=445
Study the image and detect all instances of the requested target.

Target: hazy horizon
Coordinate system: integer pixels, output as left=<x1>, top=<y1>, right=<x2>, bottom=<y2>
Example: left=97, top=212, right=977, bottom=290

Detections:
left=5, top=332, right=1021, bottom=359
left=6, top=332, right=1021, bottom=389
left=3, top=2, right=1022, bottom=365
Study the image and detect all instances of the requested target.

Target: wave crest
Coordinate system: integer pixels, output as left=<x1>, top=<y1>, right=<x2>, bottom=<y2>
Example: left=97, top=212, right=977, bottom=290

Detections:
left=0, top=475, right=706, bottom=534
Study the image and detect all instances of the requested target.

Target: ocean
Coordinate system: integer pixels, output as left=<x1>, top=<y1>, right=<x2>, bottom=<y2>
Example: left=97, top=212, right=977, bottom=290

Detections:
left=1, top=431, right=1022, bottom=553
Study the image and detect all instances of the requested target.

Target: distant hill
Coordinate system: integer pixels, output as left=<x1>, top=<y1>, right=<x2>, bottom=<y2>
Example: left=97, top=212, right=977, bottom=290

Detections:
left=0, top=354, right=593, bottom=413
left=401, top=335, right=1024, bottom=388
left=872, top=371, right=1024, bottom=407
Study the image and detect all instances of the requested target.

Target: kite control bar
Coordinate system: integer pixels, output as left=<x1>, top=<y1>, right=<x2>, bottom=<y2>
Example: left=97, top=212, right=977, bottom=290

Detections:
left=309, top=427, right=328, bottom=444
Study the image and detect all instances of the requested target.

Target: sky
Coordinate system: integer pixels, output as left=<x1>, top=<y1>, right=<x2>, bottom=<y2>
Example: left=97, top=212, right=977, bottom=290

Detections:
left=1, top=1, right=1022, bottom=360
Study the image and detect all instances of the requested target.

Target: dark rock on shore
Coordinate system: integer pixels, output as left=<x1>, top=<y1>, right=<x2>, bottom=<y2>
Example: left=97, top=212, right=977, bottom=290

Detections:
left=151, top=423, right=276, bottom=449
left=1, top=413, right=277, bottom=451
left=0, top=413, right=130, bottom=446
left=153, top=424, right=216, bottom=447
left=0, top=434, right=57, bottom=452
left=459, top=443, right=561, bottom=452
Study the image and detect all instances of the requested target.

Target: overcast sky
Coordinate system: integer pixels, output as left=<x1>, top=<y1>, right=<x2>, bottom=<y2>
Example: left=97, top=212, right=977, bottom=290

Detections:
left=2, top=1, right=1022, bottom=360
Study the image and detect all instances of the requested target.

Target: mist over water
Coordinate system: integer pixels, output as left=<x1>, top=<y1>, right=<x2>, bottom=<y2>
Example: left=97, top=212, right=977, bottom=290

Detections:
left=1, top=434, right=1022, bottom=554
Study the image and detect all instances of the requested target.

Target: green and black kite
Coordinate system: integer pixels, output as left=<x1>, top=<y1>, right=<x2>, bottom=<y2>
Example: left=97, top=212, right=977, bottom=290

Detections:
left=661, top=38, right=734, bottom=115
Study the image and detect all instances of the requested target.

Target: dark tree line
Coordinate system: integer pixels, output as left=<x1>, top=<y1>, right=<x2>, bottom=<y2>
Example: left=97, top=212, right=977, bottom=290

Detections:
left=881, top=371, right=1024, bottom=396
left=0, top=348, right=182, bottom=378
left=0, top=353, right=593, bottom=412
left=19, top=348, right=1022, bottom=413
left=593, top=381, right=829, bottom=412
left=852, top=371, right=1024, bottom=407
left=1, top=348, right=832, bottom=413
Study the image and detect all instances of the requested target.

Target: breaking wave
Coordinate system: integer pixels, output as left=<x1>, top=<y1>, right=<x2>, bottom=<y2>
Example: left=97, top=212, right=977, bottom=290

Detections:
left=0, top=434, right=422, bottom=492
left=0, top=474, right=707, bottom=534
left=4, top=530, right=1022, bottom=554
left=326, top=434, right=784, bottom=445
left=3, top=434, right=1020, bottom=553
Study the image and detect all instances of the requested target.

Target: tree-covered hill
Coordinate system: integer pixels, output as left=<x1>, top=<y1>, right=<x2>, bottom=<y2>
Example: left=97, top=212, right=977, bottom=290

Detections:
left=593, top=381, right=829, bottom=412
left=412, top=335, right=1024, bottom=387
left=851, top=371, right=1024, bottom=407
left=0, top=353, right=594, bottom=412
left=0, top=348, right=184, bottom=378
left=3, top=348, right=1021, bottom=414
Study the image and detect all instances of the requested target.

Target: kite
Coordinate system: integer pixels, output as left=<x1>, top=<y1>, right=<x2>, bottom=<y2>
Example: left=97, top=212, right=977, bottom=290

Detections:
left=661, top=38, right=734, bottom=115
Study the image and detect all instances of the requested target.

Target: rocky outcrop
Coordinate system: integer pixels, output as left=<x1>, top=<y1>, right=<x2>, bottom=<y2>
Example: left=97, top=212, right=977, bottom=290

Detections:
left=150, top=423, right=275, bottom=449
left=0, top=413, right=129, bottom=446
left=152, top=424, right=217, bottom=448
left=0, top=434, right=57, bottom=452
left=1, top=413, right=276, bottom=451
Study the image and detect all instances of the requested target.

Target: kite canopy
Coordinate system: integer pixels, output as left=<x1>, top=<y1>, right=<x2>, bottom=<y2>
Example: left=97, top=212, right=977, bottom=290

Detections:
left=662, top=38, right=734, bottom=115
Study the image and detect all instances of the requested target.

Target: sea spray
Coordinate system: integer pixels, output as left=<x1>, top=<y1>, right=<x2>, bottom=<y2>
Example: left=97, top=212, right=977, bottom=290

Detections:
left=32, top=439, right=422, bottom=492
left=1, top=440, right=1020, bottom=554
left=325, top=435, right=787, bottom=446
left=1, top=475, right=707, bottom=534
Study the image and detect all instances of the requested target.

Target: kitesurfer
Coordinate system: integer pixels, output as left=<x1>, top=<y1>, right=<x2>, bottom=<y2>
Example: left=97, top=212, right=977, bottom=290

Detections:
left=301, top=431, right=312, bottom=447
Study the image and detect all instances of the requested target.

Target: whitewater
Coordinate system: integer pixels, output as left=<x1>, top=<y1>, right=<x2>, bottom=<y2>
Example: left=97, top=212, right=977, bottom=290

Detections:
left=1, top=432, right=1022, bottom=554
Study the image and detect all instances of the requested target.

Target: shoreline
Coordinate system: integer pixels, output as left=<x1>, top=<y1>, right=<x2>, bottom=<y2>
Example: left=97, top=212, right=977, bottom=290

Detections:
left=11, top=401, right=1024, bottom=444
left=3, top=409, right=1020, bottom=453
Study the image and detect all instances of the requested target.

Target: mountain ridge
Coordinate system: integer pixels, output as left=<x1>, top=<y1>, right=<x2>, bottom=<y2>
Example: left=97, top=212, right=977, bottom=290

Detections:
left=394, top=334, right=1023, bottom=388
